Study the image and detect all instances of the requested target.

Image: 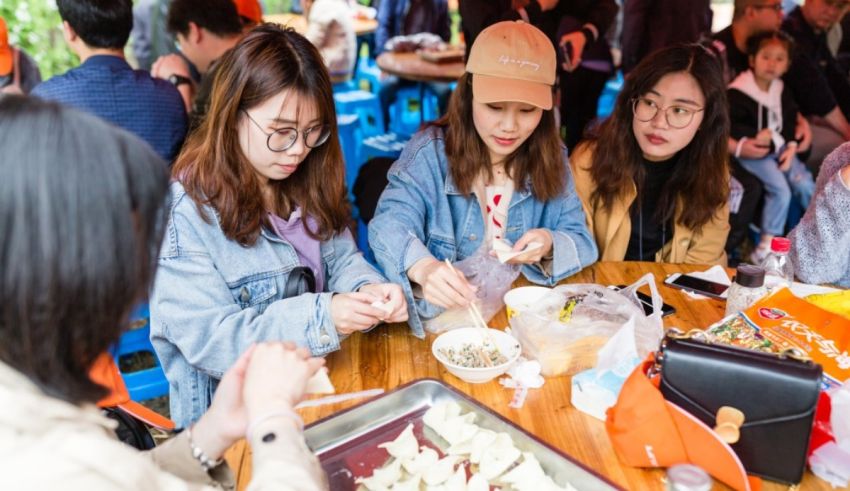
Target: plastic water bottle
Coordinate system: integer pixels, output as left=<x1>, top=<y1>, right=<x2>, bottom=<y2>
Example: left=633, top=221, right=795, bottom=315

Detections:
left=760, top=237, right=794, bottom=293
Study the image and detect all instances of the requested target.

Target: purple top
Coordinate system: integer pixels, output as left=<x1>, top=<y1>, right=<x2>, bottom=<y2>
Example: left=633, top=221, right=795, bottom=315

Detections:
left=268, top=208, right=325, bottom=292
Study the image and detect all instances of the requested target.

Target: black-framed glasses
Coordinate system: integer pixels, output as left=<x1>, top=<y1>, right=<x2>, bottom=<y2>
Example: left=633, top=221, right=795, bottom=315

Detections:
left=752, top=2, right=783, bottom=11
left=243, top=110, right=331, bottom=152
left=632, top=97, right=704, bottom=129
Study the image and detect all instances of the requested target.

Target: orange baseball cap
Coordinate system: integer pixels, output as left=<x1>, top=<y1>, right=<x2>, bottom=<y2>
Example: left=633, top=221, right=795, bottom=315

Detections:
left=89, top=353, right=175, bottom=430
left=233, top=0, right=263, bottom=25
left=0, top=17, right=12, bottom=77
left=465, top=20, right=556, bottom=110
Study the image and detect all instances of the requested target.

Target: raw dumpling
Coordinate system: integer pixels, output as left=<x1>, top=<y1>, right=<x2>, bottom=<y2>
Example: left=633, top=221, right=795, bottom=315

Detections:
left=449, top=429, right=497, bottom=464
left=437, top=414, right=479, bottom=445
left=443, top=465, right=468, bottom=491
left=466, top=474, right=489, bottom=491
left=499, top=452, right=545, bottom=490
left=355, top=458, right=402, bottom=490
left=402, top=446, right=439, bottom=475
left=478, top=434, right=521, bottom=480
left=422, top=455, right=460, bottom=486
left=378, top=423, right=418, bottom=461
left=423, top=401, right=463, bottom=433
left=390, top=474, right=421, bottom=491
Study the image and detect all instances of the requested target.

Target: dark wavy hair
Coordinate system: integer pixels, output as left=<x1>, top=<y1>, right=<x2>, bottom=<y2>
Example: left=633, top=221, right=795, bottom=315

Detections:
left=173, top=24, right=350, bottom=246
left=585, top=44, right=729, bottom=232
left=433, top=72, right=565, bottom=201
left=0, top=96, right=170, bottom=403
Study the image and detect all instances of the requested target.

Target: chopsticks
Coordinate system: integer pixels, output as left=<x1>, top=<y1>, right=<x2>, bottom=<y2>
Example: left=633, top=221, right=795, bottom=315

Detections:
left=443, top=259, right=497, bottom=367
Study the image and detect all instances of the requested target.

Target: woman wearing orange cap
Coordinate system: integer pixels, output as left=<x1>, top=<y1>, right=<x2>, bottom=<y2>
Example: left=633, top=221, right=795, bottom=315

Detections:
left=368, top=20, right=598, bottom=336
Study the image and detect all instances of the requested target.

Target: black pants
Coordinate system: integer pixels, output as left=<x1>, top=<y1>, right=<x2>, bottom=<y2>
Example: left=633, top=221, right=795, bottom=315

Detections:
left=726, top=158, right=763, bottom=253
left=560, top=67, right=611, bottom=150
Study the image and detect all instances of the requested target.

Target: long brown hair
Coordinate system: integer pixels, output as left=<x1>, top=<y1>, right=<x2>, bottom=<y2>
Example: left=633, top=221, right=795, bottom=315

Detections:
left=173, top=24, right=350, bottom=246
left=585, top=44, right=729, bottom=232
left=437, top=73, right=565, bottom=201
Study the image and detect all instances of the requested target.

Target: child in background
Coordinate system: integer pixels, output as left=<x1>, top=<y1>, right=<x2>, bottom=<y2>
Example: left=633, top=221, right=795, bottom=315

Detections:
left=728, top=31, right=815, bottom=264
left=368, top=21, right=598, bottom=337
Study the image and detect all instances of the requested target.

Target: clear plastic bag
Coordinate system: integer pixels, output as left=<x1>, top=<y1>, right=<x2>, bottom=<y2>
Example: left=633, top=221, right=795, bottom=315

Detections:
left=423, top=245, right=521, bottom=334
left=509, top=274, right=665, bottom=376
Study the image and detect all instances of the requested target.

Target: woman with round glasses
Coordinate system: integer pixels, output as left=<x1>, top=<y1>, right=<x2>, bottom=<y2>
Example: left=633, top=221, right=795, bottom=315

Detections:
left=570, top=44, right=731, bottom=264
left=150, top=24, right=407, bottom=428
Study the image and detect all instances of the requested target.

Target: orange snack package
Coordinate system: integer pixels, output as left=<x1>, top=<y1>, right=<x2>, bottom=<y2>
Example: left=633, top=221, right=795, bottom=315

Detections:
left=708, top=288, right=850, bottom=389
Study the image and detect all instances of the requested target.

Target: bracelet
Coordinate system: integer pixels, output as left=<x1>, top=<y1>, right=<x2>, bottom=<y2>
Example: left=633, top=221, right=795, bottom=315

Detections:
left=734, top=137, right=747, bottom=159
left=246, top=407, right=304, bottom=442
left=186, top=425, right=223, bottom=472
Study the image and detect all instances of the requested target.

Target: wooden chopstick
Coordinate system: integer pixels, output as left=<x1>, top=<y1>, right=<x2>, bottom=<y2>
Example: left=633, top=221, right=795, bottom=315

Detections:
left=443, top=259, right=496, bottom=367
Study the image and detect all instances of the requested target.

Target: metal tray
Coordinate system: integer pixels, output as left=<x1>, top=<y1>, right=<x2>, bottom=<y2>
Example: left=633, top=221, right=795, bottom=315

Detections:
left=304, top=378, right=621, bottom=490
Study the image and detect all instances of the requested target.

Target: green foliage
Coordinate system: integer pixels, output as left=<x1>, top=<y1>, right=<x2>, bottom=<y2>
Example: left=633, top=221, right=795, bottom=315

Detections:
left=1, top=0, right=76, bottom=79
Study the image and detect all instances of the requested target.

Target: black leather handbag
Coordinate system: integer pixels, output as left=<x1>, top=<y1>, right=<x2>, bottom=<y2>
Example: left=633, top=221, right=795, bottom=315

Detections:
left=656, top=330, right=822, bottom=484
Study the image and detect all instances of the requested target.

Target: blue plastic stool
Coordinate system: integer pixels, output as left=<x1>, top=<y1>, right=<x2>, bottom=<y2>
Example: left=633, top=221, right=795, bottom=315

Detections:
left=355, top=57, right=382, bottom=95
left=337, top=113, right=363, bottom=199
left=361, top=132, right=409, bottom=162
left=389, top=84, right=439, bottom=137
left=112, top=303, right=169, bottom=402
left=332, top=79, right=358, bottom=93
left=334, top=89, right=385, bottom=137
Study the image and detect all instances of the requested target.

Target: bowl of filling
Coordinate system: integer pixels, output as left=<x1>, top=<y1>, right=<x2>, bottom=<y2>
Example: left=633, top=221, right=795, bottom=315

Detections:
left=432, top=327, right=522, bottom=383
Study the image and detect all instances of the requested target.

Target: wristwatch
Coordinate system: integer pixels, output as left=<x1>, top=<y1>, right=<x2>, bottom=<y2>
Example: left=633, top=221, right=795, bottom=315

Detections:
left=168, top=74, right=193, bottom=87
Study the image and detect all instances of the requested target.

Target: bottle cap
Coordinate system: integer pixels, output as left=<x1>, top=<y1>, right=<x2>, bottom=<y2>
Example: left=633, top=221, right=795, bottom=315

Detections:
left=770, top=237, right=790, bottom=253
left=735, top=264, right=765, bottom=288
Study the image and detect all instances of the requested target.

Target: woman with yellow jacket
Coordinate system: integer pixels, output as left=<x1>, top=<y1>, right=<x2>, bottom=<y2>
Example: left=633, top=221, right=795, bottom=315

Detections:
left=570, top=44, right=731, bottom=265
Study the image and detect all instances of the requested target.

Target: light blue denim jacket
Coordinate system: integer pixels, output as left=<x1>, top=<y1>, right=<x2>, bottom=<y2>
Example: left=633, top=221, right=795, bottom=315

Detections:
left=150, top=182, right=386, bottom=427
left=368, top=126, right=598, bottom=337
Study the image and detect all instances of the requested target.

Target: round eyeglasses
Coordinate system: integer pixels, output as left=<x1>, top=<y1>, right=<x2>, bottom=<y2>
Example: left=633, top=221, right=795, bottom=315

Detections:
left=632, top=97, right=704, bottom=129
left=243, top=110, right=331, bottom=152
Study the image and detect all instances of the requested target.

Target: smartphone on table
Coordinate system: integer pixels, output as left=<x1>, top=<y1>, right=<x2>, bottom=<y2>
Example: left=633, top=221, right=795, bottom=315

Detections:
left=614, top=285, right=676, bottom=318
left=664, top=273, right=729, bottom=300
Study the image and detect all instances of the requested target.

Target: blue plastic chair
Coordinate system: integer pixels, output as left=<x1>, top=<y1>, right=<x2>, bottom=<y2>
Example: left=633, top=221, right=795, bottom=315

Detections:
left=355, top=57, right=382, bottom=95
left=388, top=85, right=439, bottom=137
left=361, top=132, right=409, bottom=162
left=112, top=303, right=169, bottom=402
left=334, top=90, right=385, bottom=137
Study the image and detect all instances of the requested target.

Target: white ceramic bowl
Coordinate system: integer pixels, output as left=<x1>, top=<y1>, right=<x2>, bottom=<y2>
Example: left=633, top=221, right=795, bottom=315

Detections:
left=503, top=286, right=553, bottom=320
left=432, top=327, right=521, bottom=384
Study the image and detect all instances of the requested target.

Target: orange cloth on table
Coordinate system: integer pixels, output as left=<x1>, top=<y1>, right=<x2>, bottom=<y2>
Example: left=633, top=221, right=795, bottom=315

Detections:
left=89, top=352, right=174, bottom=430
left=606, top=356, right=761, bottom=491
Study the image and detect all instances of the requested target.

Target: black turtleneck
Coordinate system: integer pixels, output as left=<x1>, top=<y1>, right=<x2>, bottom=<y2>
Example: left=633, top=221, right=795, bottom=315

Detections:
left=625, top=154, right=678, bottom=261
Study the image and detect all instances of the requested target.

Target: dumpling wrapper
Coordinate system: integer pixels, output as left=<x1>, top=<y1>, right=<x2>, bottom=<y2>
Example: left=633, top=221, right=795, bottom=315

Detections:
left=499, top=452, right=545, bottom=490
left=371, top=300, right=394, bottom=316
left=422, top=455, right=460, bottom=486
left=305, top=367, right=335, bottom=394
left=478, top=434, right=521, bottom=480
left=492, top=238, right=543, bottom=264
left=466, top=474, right=489, bottom=491
left=355, top=458, right=402, bottom=490
left=402, top=446, right=439, bottom=475
left=423, top=401, right=463, bottom=433
left=378, top=423, right=418, bottom=461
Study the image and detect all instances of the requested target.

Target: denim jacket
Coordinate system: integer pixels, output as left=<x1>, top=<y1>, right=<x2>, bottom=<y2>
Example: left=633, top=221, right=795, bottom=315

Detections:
left=150, top=182, right=386, bottom=427
left=368, top=126, right=598, bottom=337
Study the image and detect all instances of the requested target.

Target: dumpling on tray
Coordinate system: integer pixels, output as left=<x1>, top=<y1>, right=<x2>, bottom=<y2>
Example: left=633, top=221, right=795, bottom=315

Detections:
left=355, top=458, right=402, bottom=490
left=401, top=446, right=439, bottom=475
left=478, top=433, right=521, bottom=480
left=422, top=455, right=460, bottom=486
left=423, top=401, right=463, bottom=432
left=378, top=423, right=418, bottom=461
left=499, top=452, right=546, bottom=490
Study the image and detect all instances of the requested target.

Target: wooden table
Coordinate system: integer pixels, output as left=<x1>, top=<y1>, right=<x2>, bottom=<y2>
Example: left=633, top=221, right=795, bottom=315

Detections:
left=263, top=13, right=378, bottom=37
left=225, top=261, right=830, bottom=490
left=375, top=51, right=466, bottom=84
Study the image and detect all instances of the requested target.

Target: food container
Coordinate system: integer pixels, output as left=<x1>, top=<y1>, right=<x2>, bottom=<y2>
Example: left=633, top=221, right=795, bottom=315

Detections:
left=431, top=327, right=521, bottom=383
left=503, top=286, right=552, bottom=320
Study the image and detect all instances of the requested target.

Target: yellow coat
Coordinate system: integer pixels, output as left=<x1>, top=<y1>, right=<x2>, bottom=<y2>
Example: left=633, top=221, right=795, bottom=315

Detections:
left=569, top=143, right=729, bottom=266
